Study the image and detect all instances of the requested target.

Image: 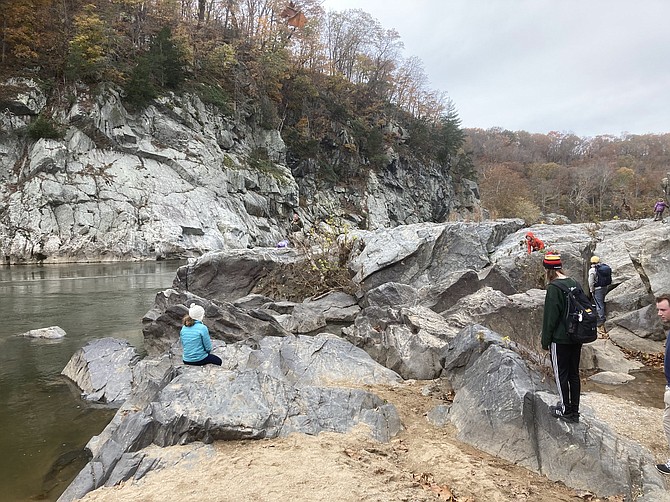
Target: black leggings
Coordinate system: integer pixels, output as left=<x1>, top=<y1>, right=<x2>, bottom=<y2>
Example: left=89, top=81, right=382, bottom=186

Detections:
left=550, top=342, right=582, bottom=414
left=184, top=353, right=222, bottom=366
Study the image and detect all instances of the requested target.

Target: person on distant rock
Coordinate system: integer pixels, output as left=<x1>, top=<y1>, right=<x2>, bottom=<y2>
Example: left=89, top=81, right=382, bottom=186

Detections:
left=655, top=295, right=670, bottom=475
left=525, top=231, right=545, bottom=254
left=290, top=212, right=304, bottom=233
left=654, top=198, right=668, bottom=221
left=541, top=252, right=582, bottom=424
left=288, top=211, right=306, bottom=247
left=587, top=256, right=611, bottom=334
left=180, top=303, right=222, bottom=366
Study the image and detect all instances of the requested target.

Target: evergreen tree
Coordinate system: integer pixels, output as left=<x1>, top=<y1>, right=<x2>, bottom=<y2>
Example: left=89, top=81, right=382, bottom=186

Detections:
left=147, top=27, right=185, bottom=90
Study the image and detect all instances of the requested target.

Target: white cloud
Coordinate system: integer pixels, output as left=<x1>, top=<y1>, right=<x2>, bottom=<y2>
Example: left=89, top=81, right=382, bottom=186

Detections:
left=320, top=0, right=670, bottom=136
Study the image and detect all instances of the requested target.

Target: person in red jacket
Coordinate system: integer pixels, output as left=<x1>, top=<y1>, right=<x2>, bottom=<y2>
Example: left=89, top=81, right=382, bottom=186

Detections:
left=525, top=231, right=545, bottom=254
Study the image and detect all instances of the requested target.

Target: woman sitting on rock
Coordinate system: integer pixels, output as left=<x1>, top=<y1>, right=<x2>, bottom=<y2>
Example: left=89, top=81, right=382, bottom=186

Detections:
left=180, top=303, right=222, bottom=366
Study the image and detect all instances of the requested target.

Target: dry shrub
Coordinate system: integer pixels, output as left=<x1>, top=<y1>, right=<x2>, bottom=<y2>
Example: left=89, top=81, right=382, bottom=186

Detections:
left=253, top=217, right=359, bottom=301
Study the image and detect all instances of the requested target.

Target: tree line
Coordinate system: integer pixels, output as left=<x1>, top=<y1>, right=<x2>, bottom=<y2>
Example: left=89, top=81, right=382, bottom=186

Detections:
left=467, top=128, right=670, bottom=223
left=1, top=0, right=469, bottom=185
left=0, top=1, right=452, bottom=122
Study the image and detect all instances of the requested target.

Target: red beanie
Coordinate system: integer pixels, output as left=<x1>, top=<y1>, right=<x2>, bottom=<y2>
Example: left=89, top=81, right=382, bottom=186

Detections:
left=543, top=252, right=562, bottom=270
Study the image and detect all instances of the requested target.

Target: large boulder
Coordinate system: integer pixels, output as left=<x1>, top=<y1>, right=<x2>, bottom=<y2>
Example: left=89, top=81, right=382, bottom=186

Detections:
left=61, top=338, right=140, bottom=404
left=341, top=305, right=452, bottom=380
left=440, top=287, right=546, bottom=351
left=172, top=248, right=304, bottom=302
left=444, top=326, right=666, bottom=500
left=58, top=334, right=403, bottom=502
left=141, top=289, right=290, bottom=356
left=264, top=291, right=361, bottom=335
left=349, top=220, right=524, bottom=292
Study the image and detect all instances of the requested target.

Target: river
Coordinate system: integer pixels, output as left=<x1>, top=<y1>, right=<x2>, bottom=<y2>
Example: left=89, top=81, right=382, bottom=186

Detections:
left=0, top=261, right=182, bottom=501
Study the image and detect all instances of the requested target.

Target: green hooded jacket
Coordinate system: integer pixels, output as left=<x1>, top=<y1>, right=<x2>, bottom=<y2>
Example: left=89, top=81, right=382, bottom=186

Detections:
left=541, top=277, right=579, bottom=349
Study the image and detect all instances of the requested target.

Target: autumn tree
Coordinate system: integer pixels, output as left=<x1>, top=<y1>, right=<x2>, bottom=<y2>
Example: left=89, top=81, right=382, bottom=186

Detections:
left=480, top=164, right=540, bottom=223
left=527, top=162, right=561, bottom=213
left=66, top=4, right=118, bottom=82
left=0, top=0, right=71, bottom=74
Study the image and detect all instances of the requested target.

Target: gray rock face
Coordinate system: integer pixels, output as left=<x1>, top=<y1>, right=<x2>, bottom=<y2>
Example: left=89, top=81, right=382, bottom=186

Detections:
left=61, top=338, right=139, bottom=404
left=172, top=248, right=304, bottom=302
left=341, top=305, right=452, bottom=380
left=141, top=289, right=290, bottom=356
left=0, top=83, right=479, bottom=264
left=58, top=217, right=670, bottom=501
left=58, top=334, right=402, bottom=502
left=349, top=220, right=524, bottom=292
left=264, top=291, right=361, bottom=335
left=446, top=327, right=666, bottom=500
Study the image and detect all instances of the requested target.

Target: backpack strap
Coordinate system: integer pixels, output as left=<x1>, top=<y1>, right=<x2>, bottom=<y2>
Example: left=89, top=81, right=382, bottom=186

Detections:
left=549, top=280, right=568, bottom=294
left=548, top=280, right=572, bottom=327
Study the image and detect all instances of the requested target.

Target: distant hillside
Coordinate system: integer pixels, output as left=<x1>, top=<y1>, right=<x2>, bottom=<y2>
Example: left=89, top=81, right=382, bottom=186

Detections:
left=465, top=127, right=670, bottom=222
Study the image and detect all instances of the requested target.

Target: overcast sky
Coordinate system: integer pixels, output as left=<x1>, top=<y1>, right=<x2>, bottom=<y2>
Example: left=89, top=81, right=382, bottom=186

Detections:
left=320, top=0, right=670, bottom=138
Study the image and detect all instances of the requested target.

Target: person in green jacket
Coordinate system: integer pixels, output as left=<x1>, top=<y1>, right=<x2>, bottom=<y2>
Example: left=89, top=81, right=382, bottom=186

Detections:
left=541, top=252, right=582, bottom=423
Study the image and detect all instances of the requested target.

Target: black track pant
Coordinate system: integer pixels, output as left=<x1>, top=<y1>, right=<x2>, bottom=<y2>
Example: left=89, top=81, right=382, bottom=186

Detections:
left=550, top=342, right=582, bottom=415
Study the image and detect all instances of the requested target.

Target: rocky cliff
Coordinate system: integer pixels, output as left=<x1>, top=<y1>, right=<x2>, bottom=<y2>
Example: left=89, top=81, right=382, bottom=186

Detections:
left=0, top=78, right=479, bottom=264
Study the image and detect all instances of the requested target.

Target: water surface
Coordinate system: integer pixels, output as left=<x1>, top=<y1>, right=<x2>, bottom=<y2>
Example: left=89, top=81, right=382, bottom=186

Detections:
left=0, top=261, right=181, bottom=501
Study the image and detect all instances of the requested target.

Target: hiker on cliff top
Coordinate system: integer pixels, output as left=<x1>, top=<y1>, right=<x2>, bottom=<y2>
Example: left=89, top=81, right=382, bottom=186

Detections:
left=525, top=231, right=545, bottom=254
left=654, top=198, right=668, bottom=221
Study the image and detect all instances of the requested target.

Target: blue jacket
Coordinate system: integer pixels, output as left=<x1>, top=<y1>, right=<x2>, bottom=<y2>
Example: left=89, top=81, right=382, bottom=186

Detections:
left=180, top=321, right=212, bottom=363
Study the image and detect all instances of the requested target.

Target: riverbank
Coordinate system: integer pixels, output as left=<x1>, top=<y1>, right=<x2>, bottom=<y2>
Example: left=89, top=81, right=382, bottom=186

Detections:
left=77, top=381, right=666, bottom=502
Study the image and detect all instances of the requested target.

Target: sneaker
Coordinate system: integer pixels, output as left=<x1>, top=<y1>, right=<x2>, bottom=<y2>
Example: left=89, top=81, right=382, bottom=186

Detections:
left=550, top=407, right=578, bottom=423
left=657, top=462, right=670, bottom=475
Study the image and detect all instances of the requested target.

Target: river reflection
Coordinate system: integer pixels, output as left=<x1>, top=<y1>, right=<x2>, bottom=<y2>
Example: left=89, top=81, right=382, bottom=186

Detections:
left=0, top=261, right=181, bottom=501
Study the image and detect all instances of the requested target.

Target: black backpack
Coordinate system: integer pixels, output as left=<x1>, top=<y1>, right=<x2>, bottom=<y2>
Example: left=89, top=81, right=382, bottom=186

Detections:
left=550, top=280, right=598, bottom=344
left=594, top=263, right=612, bottom=287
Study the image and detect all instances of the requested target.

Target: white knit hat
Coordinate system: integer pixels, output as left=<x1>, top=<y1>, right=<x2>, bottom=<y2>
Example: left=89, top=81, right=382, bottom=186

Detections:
left=188, top=303, right=205, bottom=321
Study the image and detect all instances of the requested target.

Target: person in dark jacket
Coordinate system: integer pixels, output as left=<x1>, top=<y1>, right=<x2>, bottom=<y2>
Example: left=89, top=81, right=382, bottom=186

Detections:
left=541, top=252, right=582, bottom=423
left=656, top=295, right=670, bottom=475
left=587, top=255, right=608, bottom=333
left=180, top=303, right=222, bottom=366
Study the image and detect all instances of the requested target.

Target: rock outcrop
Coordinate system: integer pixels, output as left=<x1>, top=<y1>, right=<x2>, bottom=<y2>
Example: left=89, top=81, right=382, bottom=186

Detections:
left=58, top=217, right=670, bottom=501
left=0, top=79, right=479, bottom=264
left=58, top=334, right=402, bottom=501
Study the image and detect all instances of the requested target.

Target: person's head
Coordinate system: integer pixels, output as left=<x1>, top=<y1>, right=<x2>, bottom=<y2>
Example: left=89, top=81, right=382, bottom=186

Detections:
left=525, top=231, right=533, bottom=240
left=657, top=295, right=670, bottom=324
left=183, top=303, right=205, bottom=327
left=590, top=255, right=600, bottom=266
left=292, top=212, right=300, bottom=220
left=543, top=252, right=563, bottom=281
